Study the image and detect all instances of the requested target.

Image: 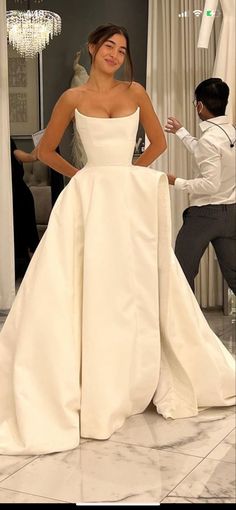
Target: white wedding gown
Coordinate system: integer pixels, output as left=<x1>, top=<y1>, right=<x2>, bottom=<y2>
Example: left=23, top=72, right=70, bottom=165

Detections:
left=0, top=108, right=235, bottom=455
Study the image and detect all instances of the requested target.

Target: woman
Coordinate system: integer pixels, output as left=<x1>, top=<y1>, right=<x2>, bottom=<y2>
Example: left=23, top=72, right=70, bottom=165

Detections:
left=0, top=24, right=235, bottom=455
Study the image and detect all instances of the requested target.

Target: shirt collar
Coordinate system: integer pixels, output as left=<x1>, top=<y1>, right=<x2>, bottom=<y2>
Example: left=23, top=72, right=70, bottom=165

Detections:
left=199, top=116, right=229, bottom=132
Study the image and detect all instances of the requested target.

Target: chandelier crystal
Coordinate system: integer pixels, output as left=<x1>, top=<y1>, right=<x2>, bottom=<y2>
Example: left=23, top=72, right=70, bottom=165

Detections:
left=6, top=9, right=62, bottom=58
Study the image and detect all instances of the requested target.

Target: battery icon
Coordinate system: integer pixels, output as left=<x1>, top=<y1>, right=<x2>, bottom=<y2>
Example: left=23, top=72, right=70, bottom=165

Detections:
left=206, top=9, right=215, bottom=16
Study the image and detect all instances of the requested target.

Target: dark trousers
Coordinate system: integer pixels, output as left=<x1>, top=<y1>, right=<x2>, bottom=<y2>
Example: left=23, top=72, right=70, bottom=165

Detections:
left=50, top=169, right=64, bottom=206
left=13, top=181, right=40, bottom=279
left=175, top=204, right=236, bottom=294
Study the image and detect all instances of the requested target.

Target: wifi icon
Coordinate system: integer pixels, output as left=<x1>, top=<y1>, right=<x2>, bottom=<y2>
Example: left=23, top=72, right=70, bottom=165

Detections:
left=193, top=9, right=203, bottom=17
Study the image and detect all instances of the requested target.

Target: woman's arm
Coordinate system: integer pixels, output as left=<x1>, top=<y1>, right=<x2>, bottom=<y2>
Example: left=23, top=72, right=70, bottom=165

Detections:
left=37, top=89, right=79, bottom=178
left=131, top=82, right=167, bottom=167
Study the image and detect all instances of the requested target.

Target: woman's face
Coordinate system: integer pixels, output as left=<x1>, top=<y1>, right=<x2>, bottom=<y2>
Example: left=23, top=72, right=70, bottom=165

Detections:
left=90, top=33, right=127, bottom=74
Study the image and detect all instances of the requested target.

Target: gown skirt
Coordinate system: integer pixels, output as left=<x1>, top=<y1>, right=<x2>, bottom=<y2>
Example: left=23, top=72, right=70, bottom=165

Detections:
left=0, top=108, right=235, bottom=454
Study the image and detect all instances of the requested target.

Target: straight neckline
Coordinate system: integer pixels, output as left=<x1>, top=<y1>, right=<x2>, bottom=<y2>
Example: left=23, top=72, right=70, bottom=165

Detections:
left=75, top=107, right=139, bottom=120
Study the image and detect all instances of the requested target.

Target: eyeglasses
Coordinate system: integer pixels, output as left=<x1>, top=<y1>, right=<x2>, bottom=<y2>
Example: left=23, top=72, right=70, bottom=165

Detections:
left=192, top=99, right=198, bottom=107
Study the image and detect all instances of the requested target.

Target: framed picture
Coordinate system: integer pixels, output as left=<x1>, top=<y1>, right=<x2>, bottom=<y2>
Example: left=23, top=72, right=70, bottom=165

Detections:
left=8, top=45, right=40, bottom=137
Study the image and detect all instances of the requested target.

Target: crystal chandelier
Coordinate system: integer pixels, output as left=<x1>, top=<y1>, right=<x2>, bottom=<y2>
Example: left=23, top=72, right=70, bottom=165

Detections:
left=6, top=0, right=62, bottom=58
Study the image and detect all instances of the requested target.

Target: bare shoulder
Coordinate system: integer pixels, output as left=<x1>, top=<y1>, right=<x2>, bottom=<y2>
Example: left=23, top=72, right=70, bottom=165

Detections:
left=126, top=81, right=162, bottom=132
left=53, top=87, right=86, bottom=121
left=128, top=81, right=152, bottom=108
left=129, top=81, right=147, bottom=97
left=57, top=87, right=85, bottom=107
left=116, top=80, right=144, bottom=94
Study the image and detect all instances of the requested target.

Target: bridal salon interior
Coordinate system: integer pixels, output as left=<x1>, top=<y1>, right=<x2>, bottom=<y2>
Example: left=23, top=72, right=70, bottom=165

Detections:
left=0, top=0, right=235, bottom=505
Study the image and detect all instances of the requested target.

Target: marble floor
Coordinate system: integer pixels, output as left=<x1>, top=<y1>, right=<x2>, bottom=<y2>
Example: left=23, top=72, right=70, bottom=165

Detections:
left=0, top=309, right=235, bottom=504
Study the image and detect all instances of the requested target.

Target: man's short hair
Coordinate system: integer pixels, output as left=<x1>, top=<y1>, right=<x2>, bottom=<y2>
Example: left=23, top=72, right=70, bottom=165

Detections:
left=195, top=78, right=229, bottom=116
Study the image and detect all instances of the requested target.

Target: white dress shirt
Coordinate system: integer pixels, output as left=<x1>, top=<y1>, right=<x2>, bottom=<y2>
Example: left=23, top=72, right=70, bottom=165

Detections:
left=174, top=116, right=236, bottom=206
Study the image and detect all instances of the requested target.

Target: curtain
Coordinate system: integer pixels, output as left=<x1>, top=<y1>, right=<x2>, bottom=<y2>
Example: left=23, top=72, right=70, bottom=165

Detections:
left=0, top=0, right=15, bottom=310
left=198, top=0, right=235, bottom=125
left=146, top=0, right=222, bottom=307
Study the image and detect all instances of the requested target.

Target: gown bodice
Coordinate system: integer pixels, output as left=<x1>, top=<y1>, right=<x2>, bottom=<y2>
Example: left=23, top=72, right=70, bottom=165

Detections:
left=74, top=107, right=140, bottom=167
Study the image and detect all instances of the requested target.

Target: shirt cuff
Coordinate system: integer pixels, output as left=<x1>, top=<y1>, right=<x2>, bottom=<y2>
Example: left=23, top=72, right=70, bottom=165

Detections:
left=175, top=177, right=187, bottom=190
left=176, top=127, right=189, bottom=140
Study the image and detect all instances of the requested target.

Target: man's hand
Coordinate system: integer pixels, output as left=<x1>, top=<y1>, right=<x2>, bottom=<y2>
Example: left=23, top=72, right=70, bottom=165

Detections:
left=164, top=117, right=182, bottom=134
left=167, top=174, right=176, bottom=185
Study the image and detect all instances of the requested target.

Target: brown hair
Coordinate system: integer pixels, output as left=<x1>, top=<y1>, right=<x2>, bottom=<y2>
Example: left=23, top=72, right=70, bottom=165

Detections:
left=87, top=23, right=133, bottom=82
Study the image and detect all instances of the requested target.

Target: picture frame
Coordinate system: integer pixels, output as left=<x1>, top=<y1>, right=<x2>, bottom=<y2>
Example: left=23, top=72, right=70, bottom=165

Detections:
left=8, top=44, right=40, bottom=137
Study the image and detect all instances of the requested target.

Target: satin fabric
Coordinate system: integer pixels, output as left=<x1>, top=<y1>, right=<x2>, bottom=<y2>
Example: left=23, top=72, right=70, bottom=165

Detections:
left=0, top=108, right=235, bottom=454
